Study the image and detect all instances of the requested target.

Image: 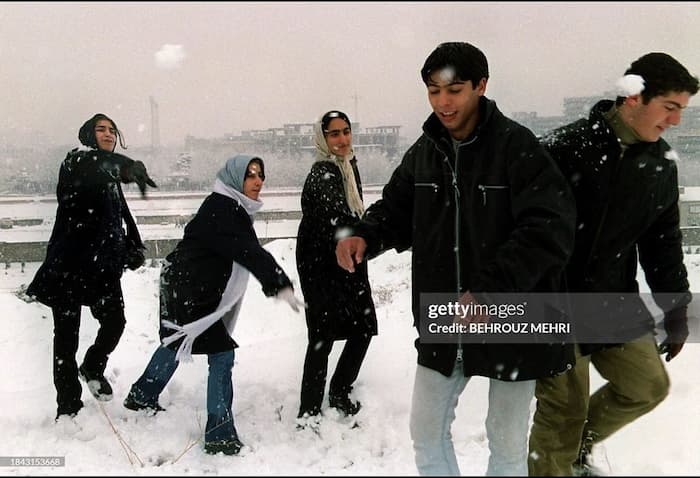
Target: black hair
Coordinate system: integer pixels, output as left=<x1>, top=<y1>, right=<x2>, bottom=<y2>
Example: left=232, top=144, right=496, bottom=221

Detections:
left=616, top=52, right=699, bottom=105
left=78, top=113, right=127, bottom=151
left=321, top=110, right=351, bottom=133
left=247, top=156, right=265, bottom=181
left=420, top=42, right=489, bottom=87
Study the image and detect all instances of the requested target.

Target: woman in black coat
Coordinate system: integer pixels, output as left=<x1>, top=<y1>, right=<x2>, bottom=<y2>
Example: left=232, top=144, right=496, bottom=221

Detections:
left=125, top=155, right=302, bottom=456
left=296, top=110, right=378, bottom=421
left=27, top=113, right=156, bottom=419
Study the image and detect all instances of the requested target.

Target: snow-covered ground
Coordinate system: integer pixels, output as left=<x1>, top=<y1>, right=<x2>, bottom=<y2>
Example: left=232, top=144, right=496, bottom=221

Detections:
left=1, top=239, right=699, bottom=476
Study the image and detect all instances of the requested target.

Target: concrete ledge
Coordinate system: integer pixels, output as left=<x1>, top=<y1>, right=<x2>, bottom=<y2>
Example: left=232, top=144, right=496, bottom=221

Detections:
left=0, top=236, right=296, bottom=263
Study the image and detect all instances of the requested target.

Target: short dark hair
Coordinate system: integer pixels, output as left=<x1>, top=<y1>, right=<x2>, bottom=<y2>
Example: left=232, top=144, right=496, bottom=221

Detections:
left=420, top=42, right=489, bottom=86
left=321, top=110, right=351, bottom=133
left=617, top=52, right=699, bottom=105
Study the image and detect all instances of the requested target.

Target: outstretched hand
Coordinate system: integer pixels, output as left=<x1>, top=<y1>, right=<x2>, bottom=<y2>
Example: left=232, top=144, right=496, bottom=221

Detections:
left=336, top=237, right=367, bottom=273
left=122, top=160, right=157, bottom=196
left=276, top=286, right=305, bottom=313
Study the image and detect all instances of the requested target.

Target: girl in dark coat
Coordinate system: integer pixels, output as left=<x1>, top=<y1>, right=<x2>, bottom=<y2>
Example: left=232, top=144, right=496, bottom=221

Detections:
left=125, top=155, right=302, bottom=456
left=296, top=111, right=378, bottom=421
left=27, top=113, right=155, bottom=419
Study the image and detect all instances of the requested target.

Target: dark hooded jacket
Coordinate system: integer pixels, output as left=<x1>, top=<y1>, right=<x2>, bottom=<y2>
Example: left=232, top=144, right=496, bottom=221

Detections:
left=353, top=97, right=577, bottom=380
left=542, top=99, right=691, bottom=353
left=27, top=147, right=143, bottom=307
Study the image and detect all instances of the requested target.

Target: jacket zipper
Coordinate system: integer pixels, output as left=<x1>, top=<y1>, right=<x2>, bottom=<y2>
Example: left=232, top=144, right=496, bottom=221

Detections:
left=478, top=184, right=508, bottom=206
left=434, top=135, right=478, bottom=363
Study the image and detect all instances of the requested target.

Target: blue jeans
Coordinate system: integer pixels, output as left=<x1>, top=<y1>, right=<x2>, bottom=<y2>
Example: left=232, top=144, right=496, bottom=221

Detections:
left=409, top=360, right=535, bottom=476
left=128, top=346, right=238, bottom=443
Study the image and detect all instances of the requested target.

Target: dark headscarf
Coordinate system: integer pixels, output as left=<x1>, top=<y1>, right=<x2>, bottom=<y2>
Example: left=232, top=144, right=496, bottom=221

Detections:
left=78, top=113, right=126, bottom=151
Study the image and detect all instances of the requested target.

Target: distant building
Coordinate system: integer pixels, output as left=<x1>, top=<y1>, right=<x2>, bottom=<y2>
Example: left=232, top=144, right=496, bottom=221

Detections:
left=510, top=112, right=566, bottom=137
left=184, top=122, right=402, bottom=160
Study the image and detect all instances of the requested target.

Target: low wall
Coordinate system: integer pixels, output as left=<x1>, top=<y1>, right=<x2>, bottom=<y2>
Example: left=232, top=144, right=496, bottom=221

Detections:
left=0, top=236, right=295, bottom=263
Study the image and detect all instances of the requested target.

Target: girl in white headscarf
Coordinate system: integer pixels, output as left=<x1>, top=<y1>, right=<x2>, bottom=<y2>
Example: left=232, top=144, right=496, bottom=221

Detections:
left=295, top=110, right=378, bottom=424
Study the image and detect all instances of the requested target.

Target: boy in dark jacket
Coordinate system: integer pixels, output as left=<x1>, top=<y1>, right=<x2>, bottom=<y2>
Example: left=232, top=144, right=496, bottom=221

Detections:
left=27, top=113, right=155, bottom=419
left=336, top=42, right=577, bottom=476
left=528, top=52, right=699, bottom=476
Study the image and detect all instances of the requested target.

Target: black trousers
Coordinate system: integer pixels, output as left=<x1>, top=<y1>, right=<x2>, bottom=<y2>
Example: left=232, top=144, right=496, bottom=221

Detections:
left=298, top=334, right=372, bottom=417
left=52, top=287, right=126, bottom=416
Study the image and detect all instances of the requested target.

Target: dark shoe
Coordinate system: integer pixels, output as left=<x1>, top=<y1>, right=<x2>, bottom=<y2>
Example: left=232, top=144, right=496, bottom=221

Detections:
left=55, top=400, right=83, bottom=421
left=573, top=461, right=604, bottom=477
left=295, top=412, right=322, bottom=432
left=329, top=394, right=361, bottom=416
left=204, top=438, right=244, bottom=455
left=296, top=406, right=321, bottom=420
left=123, top=391, right=166, bottom=414
left=573, top=433, right=603, bottom=476
left=78, top=365, right=113, bottom=401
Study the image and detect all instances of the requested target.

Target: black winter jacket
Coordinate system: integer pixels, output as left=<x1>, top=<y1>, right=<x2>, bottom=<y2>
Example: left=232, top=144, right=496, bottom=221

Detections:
left=159, top=192, right=292, bottom=354
left=296, top=159, right=378, bottom=341
left=27, top=148, right=143, bottom=307
left=542, top=100, right=691, bottom=352
left=354, top=97, right=577, bottom=380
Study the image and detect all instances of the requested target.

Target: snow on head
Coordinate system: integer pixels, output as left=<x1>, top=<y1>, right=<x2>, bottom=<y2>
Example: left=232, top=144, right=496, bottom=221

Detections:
left=155, top=44, right=186, bottom=70
left=438, top=66, right=457, bottom=83
left=616, top=74, right=645, bottom=96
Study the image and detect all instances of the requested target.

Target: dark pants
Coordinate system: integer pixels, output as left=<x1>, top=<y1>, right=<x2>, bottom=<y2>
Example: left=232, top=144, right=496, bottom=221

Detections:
left=52, top=288, right=126, bottom=416
left=298, top=334, right=372, bottom=417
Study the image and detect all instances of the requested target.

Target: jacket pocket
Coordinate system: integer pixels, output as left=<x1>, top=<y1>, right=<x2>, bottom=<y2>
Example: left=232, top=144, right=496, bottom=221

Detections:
left=477, top=184, right=509, bottom=206
left=415, top=182, right=441, bottom=193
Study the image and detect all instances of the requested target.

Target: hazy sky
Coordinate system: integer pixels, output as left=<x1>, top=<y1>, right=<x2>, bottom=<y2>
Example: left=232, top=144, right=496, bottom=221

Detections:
left=2, top=1, right=700, bottom=148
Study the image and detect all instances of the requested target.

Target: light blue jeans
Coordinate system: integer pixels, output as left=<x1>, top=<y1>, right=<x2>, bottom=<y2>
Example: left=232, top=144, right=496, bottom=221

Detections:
left=128, top=346, right=238, bottom=443
left=409, top=360, right=535, bottom=476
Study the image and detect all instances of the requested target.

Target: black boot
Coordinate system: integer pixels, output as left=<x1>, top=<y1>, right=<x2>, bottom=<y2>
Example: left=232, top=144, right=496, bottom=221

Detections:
left=204, top=437, right=244, bottom=455
left=78, top=364, right=113, bottom=401
left=573, top=431, right=603, bottom=476
left=328, top=392, right=361, bottom=416
left=123, top=390, right=166, bottom=414
left=55, top=399, right=83, bottom=421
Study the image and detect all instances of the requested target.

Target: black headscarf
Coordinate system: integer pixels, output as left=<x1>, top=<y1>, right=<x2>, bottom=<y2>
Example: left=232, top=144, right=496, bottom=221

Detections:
left=78, top=113, right=126, bottom=151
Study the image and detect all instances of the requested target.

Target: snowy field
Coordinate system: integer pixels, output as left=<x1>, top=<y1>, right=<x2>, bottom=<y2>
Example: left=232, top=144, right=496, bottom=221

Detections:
left=1, top=239, right=699, bottom=476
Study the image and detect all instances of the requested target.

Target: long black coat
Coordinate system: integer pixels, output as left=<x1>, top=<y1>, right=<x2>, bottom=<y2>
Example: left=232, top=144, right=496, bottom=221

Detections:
left=27, top=148, right=142, bottom=307
left=354, top=97, right=577, bottom=380
left=542, top=99, right=691, bottom=352
left=296, top=159, right=378, bottom=341
left=159, top=192, right=292, bottom=354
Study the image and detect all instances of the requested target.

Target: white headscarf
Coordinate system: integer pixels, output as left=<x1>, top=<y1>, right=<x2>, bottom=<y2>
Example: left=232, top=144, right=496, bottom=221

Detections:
left=313, top=119, right=365, bottom=217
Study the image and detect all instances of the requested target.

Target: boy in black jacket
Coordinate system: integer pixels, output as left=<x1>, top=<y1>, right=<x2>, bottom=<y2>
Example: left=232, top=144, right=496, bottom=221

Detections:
left=528, top=52, right=699, bottom=476
left=337, top=42, right=576, bottom=476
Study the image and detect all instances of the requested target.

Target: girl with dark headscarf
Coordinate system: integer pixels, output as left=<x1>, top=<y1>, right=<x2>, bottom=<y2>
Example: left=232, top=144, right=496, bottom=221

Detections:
left=27, top=113, right=156, bottom=419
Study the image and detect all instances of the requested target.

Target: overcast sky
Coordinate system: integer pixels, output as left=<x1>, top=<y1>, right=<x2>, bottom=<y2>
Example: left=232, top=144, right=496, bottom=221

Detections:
left=2, top=1, right=700, bottom=148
